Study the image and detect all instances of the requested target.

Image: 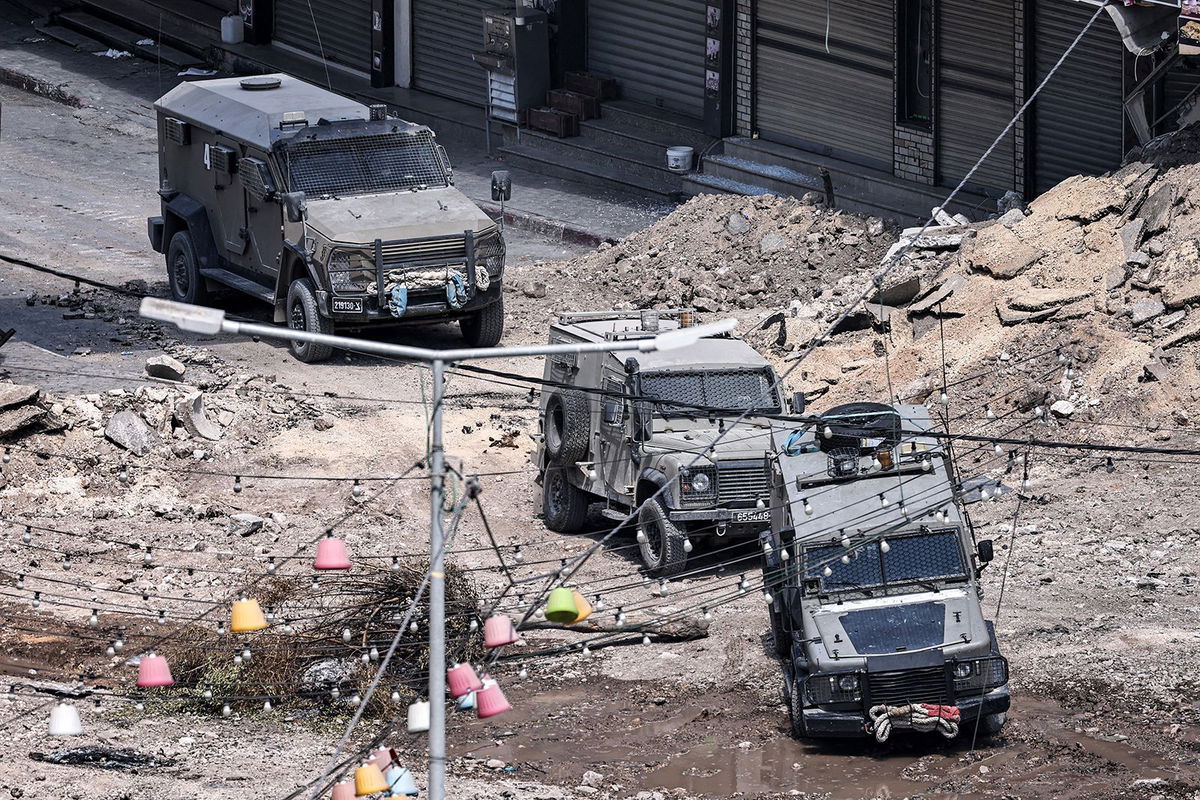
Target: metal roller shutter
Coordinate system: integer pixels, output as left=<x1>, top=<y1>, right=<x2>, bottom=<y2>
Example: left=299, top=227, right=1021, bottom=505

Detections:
left=588, top=0, right=707, bottom=119
left=275, top=0, right=372, bottom=74
left=412, top=0, right=493, bottom=106
left=1032, top=0, right=1126, bottom=194
left=754, top=0, right=895, bottom=170
left=937, top=0, right=1016, bottom=194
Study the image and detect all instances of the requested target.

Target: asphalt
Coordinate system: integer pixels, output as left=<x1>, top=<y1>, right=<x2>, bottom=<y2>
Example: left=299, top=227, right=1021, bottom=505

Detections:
left=0, top=0, right=670, bottom=248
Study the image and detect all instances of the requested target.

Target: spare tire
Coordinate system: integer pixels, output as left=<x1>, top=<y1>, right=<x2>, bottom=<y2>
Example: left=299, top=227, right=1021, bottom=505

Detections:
left=544, top=390, right=590, bottom=465
left=819, top=401, right=901, bottom=451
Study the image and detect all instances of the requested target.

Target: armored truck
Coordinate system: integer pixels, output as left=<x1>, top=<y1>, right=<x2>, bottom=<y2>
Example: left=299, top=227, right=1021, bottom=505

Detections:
left=535, top=310, right=796, bottom=576
left=147, top=74, right=506, bottom=362
left=762, top=402, right=1009, bottom=740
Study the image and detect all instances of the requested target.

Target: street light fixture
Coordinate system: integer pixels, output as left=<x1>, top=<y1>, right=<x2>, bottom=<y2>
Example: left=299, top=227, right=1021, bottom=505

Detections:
left=139, top=298, right=736, bottom=800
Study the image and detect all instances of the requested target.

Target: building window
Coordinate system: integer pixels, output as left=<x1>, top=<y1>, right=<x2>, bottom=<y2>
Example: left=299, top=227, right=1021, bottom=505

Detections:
left=898, top=0, right=933, bottom=128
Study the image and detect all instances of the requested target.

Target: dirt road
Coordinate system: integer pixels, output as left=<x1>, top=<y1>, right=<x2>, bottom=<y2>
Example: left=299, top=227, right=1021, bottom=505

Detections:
left=1, top=18, right=1199, bottom=800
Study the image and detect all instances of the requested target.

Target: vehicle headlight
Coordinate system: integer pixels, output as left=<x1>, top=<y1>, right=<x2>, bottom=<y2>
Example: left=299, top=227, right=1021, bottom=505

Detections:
left=952, top=662, right=973, bottom=679
left=328, top=251, right=373, bottom=293
left=837, top=674, right=859, bottom=692
left=690, top=472, right=711, bottom=493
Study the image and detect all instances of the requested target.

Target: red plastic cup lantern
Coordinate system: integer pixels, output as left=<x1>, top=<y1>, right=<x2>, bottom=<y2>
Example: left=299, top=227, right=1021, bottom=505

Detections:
left=447, top=663, right=484, bottom=699
left=136, top=652, right=175, bottom=688
left=483, top=615, right=519, bottom=648
left=476, top=677, right=512, bottom=719
left=314, top=533, right=352, bottom=570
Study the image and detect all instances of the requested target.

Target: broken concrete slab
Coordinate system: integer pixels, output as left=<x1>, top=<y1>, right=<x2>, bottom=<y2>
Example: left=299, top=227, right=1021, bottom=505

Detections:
left=996, top=303, right=1059, bottom=326
left=174, top=393, right=222, bottom=442
left=866, top=304, right=902, bottom=330
left=1143, top=361, right=1169, bottom=382
left=1050, top=400, right=1076, bottom=417
left=1118, top=219, right=1146, bottom=260
left=1163, top=276, right=1200, bottom=309
left=1130, top=295, right=1166, bottom=326
left=0, top=405, right=46, bottom=438
left=932, top=206, right=957, bottom=227
left=1054, top=300, right=1094, bottom=321
left=1044, top=174, right=1128, bottom=223
left=228, top=512, right=264, bottom=537
left=909, top=275, right=968, bottom=315
left=1157, top=309, right=1186, bottom=329
left=963, top=224, right=1044, bottom=279
left=997, top=208, right=1026, bottom=227
left=1106, top=264, right=1131, bottom=291
left=870, top=276, right=922, bottom=307
left=0, top=384, right=40, bottom=410
left=1161, top=321, right=1200, bottom=350
left=1141, top=183, right=1177, bottom=237
left=104, top=410, right=157, bottom=456
left=144, top=355, right=186, bottom=382
left=1006, top=288, right=1090, bottom=312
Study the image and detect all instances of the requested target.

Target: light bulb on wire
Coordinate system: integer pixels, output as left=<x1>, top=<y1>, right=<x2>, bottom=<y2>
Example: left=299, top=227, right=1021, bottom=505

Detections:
left=233, top=476, right=243, bottom=494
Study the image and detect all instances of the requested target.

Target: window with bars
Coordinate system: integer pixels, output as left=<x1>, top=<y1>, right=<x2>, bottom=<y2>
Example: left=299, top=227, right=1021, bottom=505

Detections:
left=639, top=368, right=780, bottom=418
left=803, top=528, right=966, bottom=594
left=281, top=131, right=449, bottom=198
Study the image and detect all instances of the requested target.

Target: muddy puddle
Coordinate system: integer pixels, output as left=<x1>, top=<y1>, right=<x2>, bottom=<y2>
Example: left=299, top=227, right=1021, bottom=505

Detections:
left=450, top=680, right=1200, bottom=799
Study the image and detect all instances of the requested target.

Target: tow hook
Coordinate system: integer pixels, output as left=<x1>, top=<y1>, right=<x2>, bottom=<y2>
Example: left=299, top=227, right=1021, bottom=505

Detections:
left=716, top=521, right=729, bottom=537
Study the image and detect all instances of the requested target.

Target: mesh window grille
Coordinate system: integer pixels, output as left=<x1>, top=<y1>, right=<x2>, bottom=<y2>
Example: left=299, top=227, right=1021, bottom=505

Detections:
left=282, top=131, right=448, bottom=197
left=803, top=529, right=965, bottom=592
left=640, top=369, right=780, bottom=416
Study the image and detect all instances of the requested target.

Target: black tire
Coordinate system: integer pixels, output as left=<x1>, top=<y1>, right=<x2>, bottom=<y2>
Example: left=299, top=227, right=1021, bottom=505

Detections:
left=542, top=465, right=588, bottom=532
left=637, top=497, right=688, bottom=576
left=976, top=711, right=1007, bottom=737
left=286, top=278, right=334, bottom=363
left=460, top=297, right=504, bottom=347
left=788, top=678, right=809, bottom=738
left=166, top=230, right=209, bottom=304
left=544, top=390, right=591, bottom=465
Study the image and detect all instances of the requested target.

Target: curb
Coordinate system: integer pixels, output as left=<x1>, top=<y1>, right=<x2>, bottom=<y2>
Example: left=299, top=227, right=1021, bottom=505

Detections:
left=476, top=201, right=614, bottom=249
left=0, top=65, right=83, bottom=108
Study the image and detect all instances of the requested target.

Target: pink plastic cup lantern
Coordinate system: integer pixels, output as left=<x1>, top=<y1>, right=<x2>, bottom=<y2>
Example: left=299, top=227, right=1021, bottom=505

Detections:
left=330, top=780, right=355, bottom=800
left=447, top=663, right=484, bottom=699
left=483, top=615, right=519, bottom=648
left=476, top=678, right=512, bottom=719
left=136, top=653, right=175, bottom=688
left=314, top=534, right=352, bottom=570
left=368, top=747, right=396, bottom=772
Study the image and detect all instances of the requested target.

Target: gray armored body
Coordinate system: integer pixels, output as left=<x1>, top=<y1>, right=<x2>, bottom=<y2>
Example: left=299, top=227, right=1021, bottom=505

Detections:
left=535, top=311, right=797, bottom=575
left=762, top=402, right=1010, bottom=740
left=147, top=74, right=506, bottom=362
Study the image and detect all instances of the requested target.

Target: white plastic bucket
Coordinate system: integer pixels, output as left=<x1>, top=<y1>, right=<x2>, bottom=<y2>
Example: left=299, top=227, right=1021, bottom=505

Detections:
left=666, top=146, right=694, bottom=173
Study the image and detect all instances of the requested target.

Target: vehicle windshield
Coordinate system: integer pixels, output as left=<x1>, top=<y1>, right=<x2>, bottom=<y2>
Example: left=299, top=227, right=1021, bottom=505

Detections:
left=281, top=131, right=448, bottom=198
left=802, top=528, right=967, bottom=595
left=640, top=368, right=781, bottom=418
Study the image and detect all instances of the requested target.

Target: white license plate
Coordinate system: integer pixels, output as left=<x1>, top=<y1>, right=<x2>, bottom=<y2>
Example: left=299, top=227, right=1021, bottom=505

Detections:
left=331, top=297, right=364, bottom=314
left=733, top=509, right=770, bottom=523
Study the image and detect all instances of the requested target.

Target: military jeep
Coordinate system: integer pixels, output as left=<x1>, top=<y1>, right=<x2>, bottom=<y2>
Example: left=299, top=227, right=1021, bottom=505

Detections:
left=535, top=310, right=794, bottom=576
left=147, top=74, right=506, bottom=362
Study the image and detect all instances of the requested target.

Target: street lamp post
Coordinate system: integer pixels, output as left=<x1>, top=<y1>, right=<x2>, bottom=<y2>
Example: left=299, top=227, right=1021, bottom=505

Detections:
left=140, top=298, right=735, bottom=800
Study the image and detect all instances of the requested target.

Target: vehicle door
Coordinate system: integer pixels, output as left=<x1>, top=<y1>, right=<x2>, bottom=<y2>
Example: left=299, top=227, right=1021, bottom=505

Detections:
left=205, top=135, right=250, bottom=268
left=598, top=372, right=635, bottom=502
left=237, top=150, right=283, bottom=280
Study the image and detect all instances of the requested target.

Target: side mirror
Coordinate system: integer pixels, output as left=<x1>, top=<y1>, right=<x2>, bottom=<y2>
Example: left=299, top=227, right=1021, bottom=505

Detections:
left=977, top=539, right=994, bottom=564
left=491, top=170, right=512, bottom=202
left=602, top=400, right=621, bottom=426
left=791, top=391, right=806, bottom=414
left=282, top=191, right=307, bottom=223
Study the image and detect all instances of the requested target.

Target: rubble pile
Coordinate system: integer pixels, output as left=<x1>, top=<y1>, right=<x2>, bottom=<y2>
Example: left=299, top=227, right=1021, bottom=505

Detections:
left=507, top=193, right=897, bottom=328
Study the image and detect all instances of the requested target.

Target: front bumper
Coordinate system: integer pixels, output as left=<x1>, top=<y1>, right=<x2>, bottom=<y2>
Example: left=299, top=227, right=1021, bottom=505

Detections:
left=318, top=280, right=502, bottom=323
left=802, top=686, right=1011, bottom=738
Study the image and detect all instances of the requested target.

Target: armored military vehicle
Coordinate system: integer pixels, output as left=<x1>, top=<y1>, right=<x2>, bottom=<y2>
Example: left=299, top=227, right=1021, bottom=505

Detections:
left=535, top=310, right=797, bottom=576
left=147, top=74, right=507, bottom=362
left=762, top=402, right=1009, bottom=739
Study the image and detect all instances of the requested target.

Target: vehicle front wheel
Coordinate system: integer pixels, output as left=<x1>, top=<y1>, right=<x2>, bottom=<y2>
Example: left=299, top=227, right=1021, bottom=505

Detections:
left=460, top=297, right=504, bottom=347
left=166, top=230, right=209, bottom=305
left=637, top=497, right=688, bottom=577
left=286, top=278, right=334, bottom=363
left=788, top=678, right=809, bottom=738
left=975, top=711, right=1007, bottom=738
left=543, top=465, right=588, bottom=532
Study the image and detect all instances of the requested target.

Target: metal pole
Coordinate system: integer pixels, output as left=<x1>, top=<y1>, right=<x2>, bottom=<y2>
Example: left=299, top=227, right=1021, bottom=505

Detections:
left=428, top=358, right=447, bottom=800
